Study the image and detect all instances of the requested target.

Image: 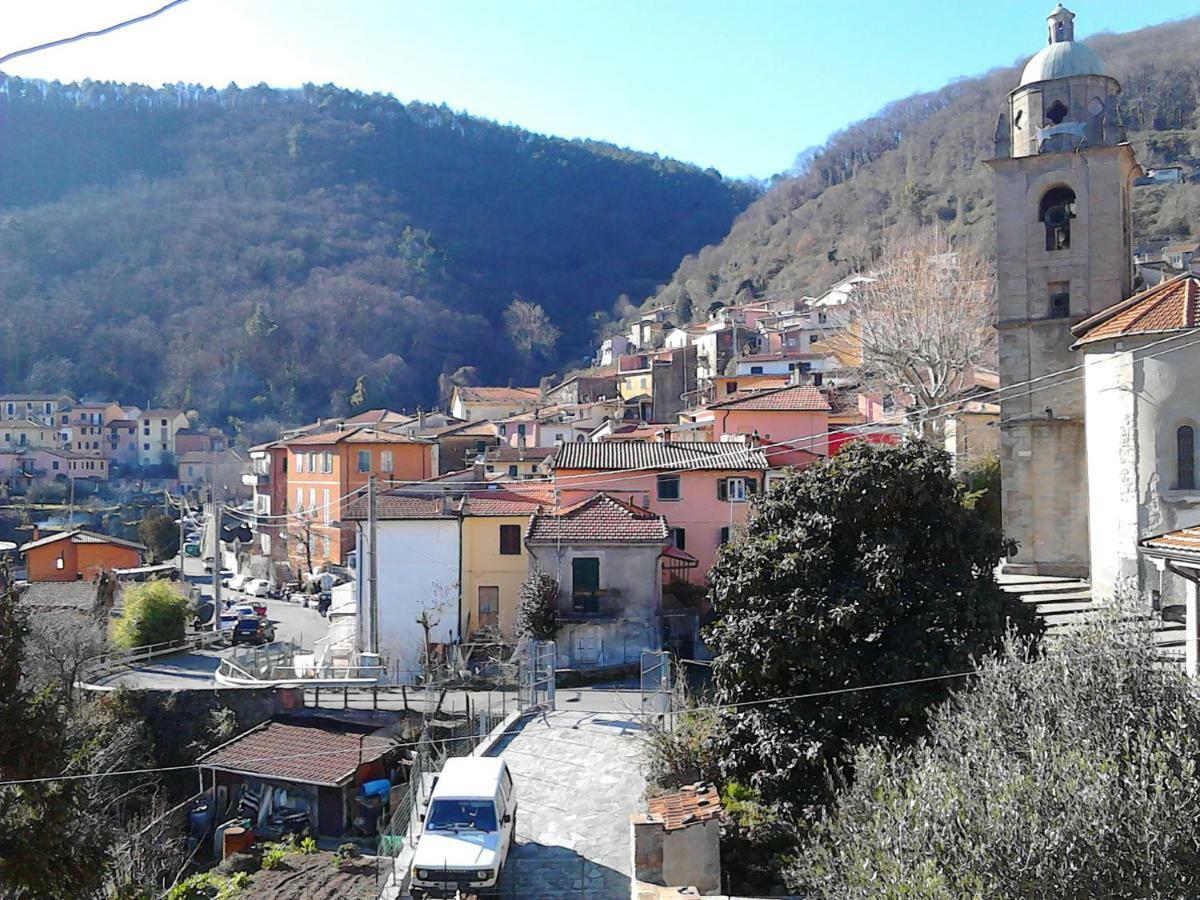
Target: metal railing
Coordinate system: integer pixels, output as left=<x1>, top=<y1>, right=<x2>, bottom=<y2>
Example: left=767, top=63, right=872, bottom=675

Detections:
left=78, top=631, right=225, bottom=684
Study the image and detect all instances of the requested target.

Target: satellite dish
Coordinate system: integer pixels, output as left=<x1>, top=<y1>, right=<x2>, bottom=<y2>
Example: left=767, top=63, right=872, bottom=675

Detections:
left=1044, top=204, right=1071, bottom=228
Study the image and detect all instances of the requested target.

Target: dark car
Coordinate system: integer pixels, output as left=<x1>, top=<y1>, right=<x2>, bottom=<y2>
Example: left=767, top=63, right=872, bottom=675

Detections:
left=230, top=617, right=275, bottom=646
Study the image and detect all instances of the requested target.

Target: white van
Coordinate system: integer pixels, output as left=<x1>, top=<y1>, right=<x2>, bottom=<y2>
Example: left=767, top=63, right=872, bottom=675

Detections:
left=410, top=756, right=516, bottom=897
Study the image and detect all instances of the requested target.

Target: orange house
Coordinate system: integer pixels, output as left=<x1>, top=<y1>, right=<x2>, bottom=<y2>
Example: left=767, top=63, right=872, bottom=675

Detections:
left=21, top=529, right=145, bottom=582
left=281, top=426, right=437, bottom=571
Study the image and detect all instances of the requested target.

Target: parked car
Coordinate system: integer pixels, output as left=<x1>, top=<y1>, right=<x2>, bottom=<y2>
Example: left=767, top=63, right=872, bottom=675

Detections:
left=230, top=616, right=276, bottom=646
left=224, top=574, right=250, bottom=592
left=243, top=579, right=271, bottom=598
left=411, top=757, right=516, bottom=898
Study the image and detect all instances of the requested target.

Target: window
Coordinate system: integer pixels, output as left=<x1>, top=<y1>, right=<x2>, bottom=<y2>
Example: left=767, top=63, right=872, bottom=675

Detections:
left=52, top=461, right=59, bottom=471
left=1039, top=186, right=1075, bottom=252
left=499, top=524, right=521, bottom=555
left=1048, top=281, right=1071, bottom=319
left=725, top=381, right=738, bottom=395
left=380, top=451, right=394, bottom=473
left=323, top=451, right=333, bottom=474
left=477, top=587, right=500, bottom=629
left=5, top=403, right=12, bottom=416
left=475, top=440, right=488, bottom=453
left=719, top=526, right=731, bottom=545
left=572, top=557, right=601, bottom=613
left=669, top=527, right=686, bottom=551
left=750, top=366, right=764, bottom=375
left=55, top=556, right=64, bottom=570
left=499, top=424, right=507, bottom=436
left=357, top=450, right=371, bottom=473
left=1178, top=426, right=1196, bottom=490
left=322, top=488, right=331, bottom=523
left=507, top=464, right=519, bottom=477
left=307, top=452, right=317, bottom=473
left=718, top=477, right=758, bottom=502
left=143, top=443, right=150, bottom=451
left=295, top=453, right=305, bottom=473
left=656, top=473, right=681, bottom=501
left=1045, top=99, right=1068, bottom=125
left=296, top=487, right=304, bottom=511
left=308, top=488, right=317, bottom=513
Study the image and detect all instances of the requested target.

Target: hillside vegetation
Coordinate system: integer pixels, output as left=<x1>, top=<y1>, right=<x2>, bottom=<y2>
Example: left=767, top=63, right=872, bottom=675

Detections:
left=647, top=16, right=1200, bottom=320
left=0, top=78, right=756, bottom=431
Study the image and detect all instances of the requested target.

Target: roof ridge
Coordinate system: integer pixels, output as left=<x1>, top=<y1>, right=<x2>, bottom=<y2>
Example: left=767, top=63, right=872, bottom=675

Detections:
left=1072, top=272, right=1196, bottom=338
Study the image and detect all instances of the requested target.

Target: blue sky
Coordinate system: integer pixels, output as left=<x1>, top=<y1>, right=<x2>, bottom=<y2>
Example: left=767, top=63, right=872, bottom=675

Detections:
left=4, top=1, right=1195, bottom=178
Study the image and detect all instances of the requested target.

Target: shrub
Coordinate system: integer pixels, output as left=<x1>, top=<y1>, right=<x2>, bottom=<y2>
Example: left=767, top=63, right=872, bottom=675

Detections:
left=514, top=566, right=559, bottom=641
left=297, top=836, right=318, bottom=855
left=260, top=846, right=286, bottom=870
left=704, top=440, right=1041, bottom=815
left=111, top=580, right=191, bottom=648
left=791, top=602, right=1200, bottom=897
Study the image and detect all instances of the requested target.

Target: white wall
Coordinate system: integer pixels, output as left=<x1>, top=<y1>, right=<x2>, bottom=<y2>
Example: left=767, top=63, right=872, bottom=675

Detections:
left=1085, top=336, right=1200, bottom=602
left=357, top=518, right=460, bottom=681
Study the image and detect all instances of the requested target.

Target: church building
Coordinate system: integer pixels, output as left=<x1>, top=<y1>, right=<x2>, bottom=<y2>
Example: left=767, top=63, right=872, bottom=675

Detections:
left=990, top=5, right=1200, bottom=659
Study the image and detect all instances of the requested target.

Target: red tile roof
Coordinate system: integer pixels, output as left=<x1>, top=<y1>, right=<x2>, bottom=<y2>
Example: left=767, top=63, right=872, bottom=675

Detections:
left=707, top=384, right=831, bottom=412
left=199, top=721, right=394, bottom=787
left=1073, top=274, right=1200, bottom=346
left=285, top=426, right=432, bottom=446
left=342, top=493, right=454, bottom=521
left=736, top=350, right=832, bottom=363
left=646, top=783, right=721, bottom=831
left=20, top=528, right=146, bottom=553
left=526, top=493, right=668, bottom=545
left=461, top=490, right=548, bottom=517
left=456, top=386, right=541, bottom=403
left=1140, top=526, right=1200, bottom=559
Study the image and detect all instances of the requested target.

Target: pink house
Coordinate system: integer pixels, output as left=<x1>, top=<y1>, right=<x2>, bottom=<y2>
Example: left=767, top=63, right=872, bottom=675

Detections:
left=104, top=420, right=140, bottom=466
left=702, top=384, right=831, bottom=467
left=550, top=440, right=769, bottom=582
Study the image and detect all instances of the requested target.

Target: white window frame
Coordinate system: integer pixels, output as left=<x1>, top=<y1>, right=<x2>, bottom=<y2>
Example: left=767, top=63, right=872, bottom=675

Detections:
left=380, top=450, right=394, bottom=473
left=726, top=477, right=748, bottom=502
left=322, top=488, right=331, bottom=523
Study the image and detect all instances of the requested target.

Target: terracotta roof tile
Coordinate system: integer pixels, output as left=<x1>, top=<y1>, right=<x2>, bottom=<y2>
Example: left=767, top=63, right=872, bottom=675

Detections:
left=20, top=528, right=146, bottom=553
left=707, top=384, right=831, bottom=412
left=461, top=490, right=548, bottom=516
left=285, top=426, right=431, bottom=446
left=199, top=721, right=394, bottom=786
left=456, top=386, right=541, bottom=402
left=646, top=783, right=722, bottom=831
left=526, top=493, right=667, bottom=545
left=1140, top=526, right=1200, bottom=559
left=1073, top=274, right=1200, bottom=346
left=343, top=493, right=453, bottom=521
left=551, top=440, right=767, bottom=471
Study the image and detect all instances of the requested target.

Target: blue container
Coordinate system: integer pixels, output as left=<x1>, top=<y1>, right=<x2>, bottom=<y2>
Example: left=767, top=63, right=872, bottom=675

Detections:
left=190, top=801, right=214, bottom=837
left=360, top=779, right=391, bottom=800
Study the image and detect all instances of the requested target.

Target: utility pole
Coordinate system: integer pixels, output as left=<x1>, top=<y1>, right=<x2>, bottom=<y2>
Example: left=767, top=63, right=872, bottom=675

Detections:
left=177, top=497, right=186, bottom=578
left=211, top=493, right=223, bottom=613
left=367, top=475, right=379, bottom=656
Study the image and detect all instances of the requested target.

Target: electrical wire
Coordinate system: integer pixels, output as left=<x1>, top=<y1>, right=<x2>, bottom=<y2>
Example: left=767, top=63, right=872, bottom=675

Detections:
left=0, top=0, right=192, bottom=67
left=0, top=626, right=1190, bottom=787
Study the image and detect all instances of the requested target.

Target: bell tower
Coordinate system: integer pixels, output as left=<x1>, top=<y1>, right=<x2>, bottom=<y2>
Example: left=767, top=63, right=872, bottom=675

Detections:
left=986, top=4, right=1140, bottom=576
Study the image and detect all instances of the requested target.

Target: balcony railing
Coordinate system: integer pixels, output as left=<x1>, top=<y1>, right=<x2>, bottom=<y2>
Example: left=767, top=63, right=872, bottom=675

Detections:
left=242, top=472, right=270, bottom=486
left=558, top=588, right=622, bottom=622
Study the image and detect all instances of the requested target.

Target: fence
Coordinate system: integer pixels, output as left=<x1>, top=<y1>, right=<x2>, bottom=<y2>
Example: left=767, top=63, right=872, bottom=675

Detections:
left=78, top=631, right=225, bottom=684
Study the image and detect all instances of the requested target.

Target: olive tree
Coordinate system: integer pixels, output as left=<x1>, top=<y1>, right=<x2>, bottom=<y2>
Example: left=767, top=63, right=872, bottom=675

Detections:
left=793, top=600, right=1200, bottom=898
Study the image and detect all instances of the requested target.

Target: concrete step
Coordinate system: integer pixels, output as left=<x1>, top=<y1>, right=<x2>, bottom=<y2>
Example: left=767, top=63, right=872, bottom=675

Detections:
left=1002, top=581, right=1092, bottom=596
left=1021, top=591, right=1093, bottom=605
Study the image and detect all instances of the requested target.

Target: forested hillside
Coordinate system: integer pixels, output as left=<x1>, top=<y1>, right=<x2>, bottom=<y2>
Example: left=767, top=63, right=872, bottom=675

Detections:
left=0, top=77, right=756, bottom=432
left=647, top=16, right=1200, bottom=320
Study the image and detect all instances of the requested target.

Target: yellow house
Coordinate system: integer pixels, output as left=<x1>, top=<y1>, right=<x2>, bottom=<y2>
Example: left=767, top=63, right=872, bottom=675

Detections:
left=1, top=419, right=61, bottom=451
left=459, top=489, right=552, bottom=639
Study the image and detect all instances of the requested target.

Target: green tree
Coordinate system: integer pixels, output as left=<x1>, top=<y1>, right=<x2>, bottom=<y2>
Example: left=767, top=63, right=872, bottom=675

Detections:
left=792, top=602, right=1200, bottom=898
left=503, top=299, right=561, bottom=363
left=959, top=450, right=1001, bottom=531
left=0, top=578, right=107, bottom=896
left=515, top=566, right=559, bottom=641
left=704, top=440, right=1041, bottom=814
left=138, top=508, right=179, bottom=562
left=111, top=581, right=190, bottom=648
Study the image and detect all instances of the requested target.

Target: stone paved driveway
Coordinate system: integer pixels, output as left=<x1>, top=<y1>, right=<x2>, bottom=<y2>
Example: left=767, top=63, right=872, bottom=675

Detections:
left=487, top=708, right=646, bottom=899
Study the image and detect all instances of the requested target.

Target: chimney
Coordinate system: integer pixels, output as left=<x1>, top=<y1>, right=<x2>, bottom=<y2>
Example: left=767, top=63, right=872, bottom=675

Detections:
left=417, top=406, right=425, bottom=430
left=32, top=525, right=40, bottom=542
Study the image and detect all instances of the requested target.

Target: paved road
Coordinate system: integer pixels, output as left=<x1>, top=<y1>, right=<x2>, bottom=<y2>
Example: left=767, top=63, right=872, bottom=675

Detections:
left=487, top=709, right=647, bottom=899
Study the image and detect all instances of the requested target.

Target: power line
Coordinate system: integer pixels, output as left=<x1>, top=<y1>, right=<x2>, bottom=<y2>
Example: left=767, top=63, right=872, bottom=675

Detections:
left=0, top=627, right=1187, bottom=787
left=0, top=0, right=192, bottom=68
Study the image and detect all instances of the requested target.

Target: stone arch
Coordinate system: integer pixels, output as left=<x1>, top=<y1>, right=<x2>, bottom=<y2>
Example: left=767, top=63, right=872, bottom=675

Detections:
left=1039, top=185, right=1077, bottom=251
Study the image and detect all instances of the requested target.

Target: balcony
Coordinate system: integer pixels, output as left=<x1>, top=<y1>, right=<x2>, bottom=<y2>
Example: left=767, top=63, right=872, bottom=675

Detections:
left=242, top=472, right=270, bottom=486
left=558, top=589, right=621, bottom=622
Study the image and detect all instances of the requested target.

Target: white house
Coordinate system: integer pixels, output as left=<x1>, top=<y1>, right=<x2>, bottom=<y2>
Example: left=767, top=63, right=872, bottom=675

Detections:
left=345, top=492, right=461, bottom=683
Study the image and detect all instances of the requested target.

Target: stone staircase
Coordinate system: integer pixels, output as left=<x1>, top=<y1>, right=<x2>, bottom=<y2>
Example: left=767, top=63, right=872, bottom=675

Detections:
left=997, top=573, right=1187, bottom=665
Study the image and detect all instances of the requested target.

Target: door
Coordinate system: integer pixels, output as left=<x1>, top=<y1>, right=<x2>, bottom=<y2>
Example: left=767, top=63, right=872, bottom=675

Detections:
left=478, top=586, right=499, bottom=630
left=574, top=625, right=602, bottom=665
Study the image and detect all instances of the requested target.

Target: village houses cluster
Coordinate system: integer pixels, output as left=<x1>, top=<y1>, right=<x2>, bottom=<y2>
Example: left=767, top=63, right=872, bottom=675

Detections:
left=0, top=394, right=236, bottom=494
left=236, top=273, right=1002, bottom=677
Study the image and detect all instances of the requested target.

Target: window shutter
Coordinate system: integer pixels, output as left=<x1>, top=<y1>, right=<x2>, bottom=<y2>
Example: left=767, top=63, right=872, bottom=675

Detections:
left=719, top=526, right=731, bottom=545
left=717, top=478, right=727, bottom=501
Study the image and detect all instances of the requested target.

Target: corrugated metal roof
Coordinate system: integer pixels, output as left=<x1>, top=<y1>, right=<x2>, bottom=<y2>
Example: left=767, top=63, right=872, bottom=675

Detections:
left=551, top=440, right=768, bottom=471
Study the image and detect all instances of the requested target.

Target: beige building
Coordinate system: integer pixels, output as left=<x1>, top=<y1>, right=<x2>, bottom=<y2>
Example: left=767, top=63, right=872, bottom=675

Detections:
left=987, top=3, right=1138, bottom=576
left=137, top=409, right=190, bottom=466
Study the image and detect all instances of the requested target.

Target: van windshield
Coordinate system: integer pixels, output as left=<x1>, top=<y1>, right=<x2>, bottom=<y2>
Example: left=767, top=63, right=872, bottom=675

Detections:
left=425, top=799, right=497, bottom=832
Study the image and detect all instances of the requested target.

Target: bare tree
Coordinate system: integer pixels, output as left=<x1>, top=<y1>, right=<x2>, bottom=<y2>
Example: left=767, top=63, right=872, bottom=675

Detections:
left=845, top=227, right=995, bottom=442
left=504, top=299, right=561, bottom=362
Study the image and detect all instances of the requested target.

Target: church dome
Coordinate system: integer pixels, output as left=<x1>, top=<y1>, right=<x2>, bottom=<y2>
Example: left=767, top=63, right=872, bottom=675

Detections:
left=1020, top=39, right=1106, bottom=87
